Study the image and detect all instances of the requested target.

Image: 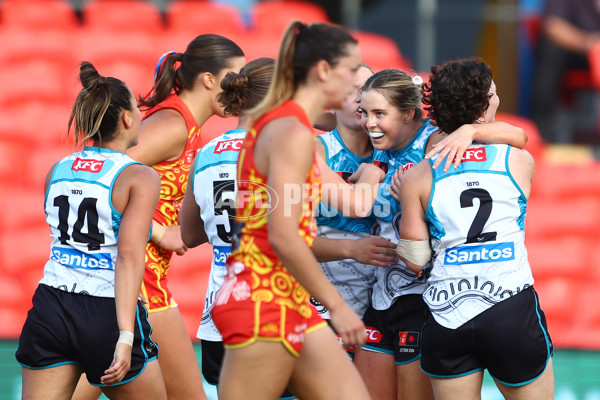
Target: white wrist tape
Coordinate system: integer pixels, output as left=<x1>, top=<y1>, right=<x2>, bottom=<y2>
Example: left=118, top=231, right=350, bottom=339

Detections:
left=117, top=330, right=134, bottom=347
left=396, top=238, right=432, bottom=266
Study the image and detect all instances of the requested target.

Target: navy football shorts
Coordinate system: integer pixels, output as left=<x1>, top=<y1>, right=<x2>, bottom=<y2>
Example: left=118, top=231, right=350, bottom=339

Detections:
left=421, top=287, right=553, bottom=386
left=361, top=294, right=428, bottom=365
left=16, top=284, right=159, bottom=386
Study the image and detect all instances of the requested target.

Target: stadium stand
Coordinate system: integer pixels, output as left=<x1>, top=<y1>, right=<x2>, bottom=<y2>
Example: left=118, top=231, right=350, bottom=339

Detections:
left=496, top=112, right=545, bottom=160
left=0, top=0, right=599, bottom=354
left=248, top=0, right=329, bottom=38
left=351, top=30, right=413, bottom=72
left=165, top=0, right=248, bottom=37
left=81, top=0, right=164, bottom=34
left=0, top=0, right=80, bottom=31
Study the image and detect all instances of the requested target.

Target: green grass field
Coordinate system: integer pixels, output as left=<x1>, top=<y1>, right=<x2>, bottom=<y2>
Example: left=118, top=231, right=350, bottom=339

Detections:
left=2, top=340, right=599, bottom=399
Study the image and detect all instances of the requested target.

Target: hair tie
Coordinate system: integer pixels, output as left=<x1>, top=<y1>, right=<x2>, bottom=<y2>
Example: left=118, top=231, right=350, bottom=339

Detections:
left=412, top=75, right=424, bottom=85
left=140, top=51, right=177, bottom=103
left=153, top=51, right=177, bottom=83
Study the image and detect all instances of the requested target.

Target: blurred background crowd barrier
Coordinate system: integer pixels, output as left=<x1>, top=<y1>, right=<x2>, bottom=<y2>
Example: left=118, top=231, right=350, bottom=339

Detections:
left=0, top=0, right=599, bottom=398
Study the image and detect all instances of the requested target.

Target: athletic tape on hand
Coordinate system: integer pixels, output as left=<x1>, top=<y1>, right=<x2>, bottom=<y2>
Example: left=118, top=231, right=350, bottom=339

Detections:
left=396, top=238, right=432, bottom=267
left=117, top=330, right=134, bottom=347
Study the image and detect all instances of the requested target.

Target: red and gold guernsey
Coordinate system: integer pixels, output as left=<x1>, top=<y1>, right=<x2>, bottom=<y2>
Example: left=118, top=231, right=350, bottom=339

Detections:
left=213, top=100, right=325, bottom=355
left=141, top=94, right=201, bottom=311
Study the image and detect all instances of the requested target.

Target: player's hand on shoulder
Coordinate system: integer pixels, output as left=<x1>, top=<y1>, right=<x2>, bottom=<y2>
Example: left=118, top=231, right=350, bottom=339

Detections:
left=389, top=167, right=407, bottom=202
left=426, top=125, right=474, bottom=172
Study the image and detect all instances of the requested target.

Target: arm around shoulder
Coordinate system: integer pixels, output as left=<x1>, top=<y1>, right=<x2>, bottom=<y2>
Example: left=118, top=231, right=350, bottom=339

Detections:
left=473, top=121, right=527, bottom=149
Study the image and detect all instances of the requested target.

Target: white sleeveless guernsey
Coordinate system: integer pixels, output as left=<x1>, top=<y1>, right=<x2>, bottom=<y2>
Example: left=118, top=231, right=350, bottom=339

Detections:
left=40, top=147, right=142, bottom=298
left=425, top=144, right=534, bottom=329
left=192, top=129, right=246, bottom=341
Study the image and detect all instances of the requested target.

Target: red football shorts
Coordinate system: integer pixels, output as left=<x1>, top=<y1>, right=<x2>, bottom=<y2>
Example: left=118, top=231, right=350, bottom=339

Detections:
left=213, top=299, right=327, bottom=356
left=141, top=241, right=176, bottom=312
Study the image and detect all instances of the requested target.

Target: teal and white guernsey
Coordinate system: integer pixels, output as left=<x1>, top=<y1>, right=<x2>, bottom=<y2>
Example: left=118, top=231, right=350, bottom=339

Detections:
left=425, top=144, right=534, bottom=329
left=314, top=128, right=380, bottom=318
left=40, top=147, right=142, bottom=298
left=192, top=129, right=246, bottom=341
left=371, top=120, right=437, bottom=310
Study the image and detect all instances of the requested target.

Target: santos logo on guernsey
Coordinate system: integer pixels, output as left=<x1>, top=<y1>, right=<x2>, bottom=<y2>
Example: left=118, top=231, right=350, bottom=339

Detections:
left=50, top=246, right=112, bottom=270
left=72, top=158, right=104, bottom=172
left=444, top=242, right=515, bottom=265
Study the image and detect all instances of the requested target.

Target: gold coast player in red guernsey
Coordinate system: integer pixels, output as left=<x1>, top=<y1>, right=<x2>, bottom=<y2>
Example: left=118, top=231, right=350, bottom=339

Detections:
left=127, top=35, right=245, bottom=400
left=212, top=21, right=374, bottom=400
left=72, top=35, right=245, bottom=400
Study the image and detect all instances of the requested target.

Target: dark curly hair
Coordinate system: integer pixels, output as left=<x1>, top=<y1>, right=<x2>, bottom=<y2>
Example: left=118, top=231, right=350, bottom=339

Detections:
left=422, top=57, right=492, bottom=134
left=218, top=58, right=275, bottom=117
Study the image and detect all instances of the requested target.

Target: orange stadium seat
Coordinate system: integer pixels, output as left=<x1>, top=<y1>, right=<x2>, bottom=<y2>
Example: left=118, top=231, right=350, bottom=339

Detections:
left=0, top=307, right=28, bottom=338
left=0, top=28, right=78, bottom=72
left=525, top=197, right=600, bottom=240
left=0, top=0, right=80, bottom=31
left=249, top=0, right=329, bottom=38
left=158, top=30, right=201, bottom=55
left=100, top=60, right=157, bottom=101
left=165, top=1, right=248, bottom=38
left=81, top=0, right=164, bottom=34
left=526, top=236, right=591, bottom=281
left=351, top=30, right=412, bottom=72
left=26, top=142, right=72, bottom=189
left=0, top=60, right=76, bottom=107
left=532, top=277, right=577, bottom=348
left=590, top=247, right=600, bottom=282
left=0, top=139, right=30, bottom=187
left=530, top=160, right=600, bottom=200
left=235, top=33, right=282, bottom=63
left=0, top=187, right=46, bottom=231
left=495, top=112, right=545, bottom=160
left=0, top=102, right=74, bottom=150
left=588, top=41, right=600, bottom=91
left=0, top=276, right=27, bottom=309
left=566, top=282, right=600, bottom=349
left=74, top=29, right=161, bottom=97
left=0, top=225, right=51, bottom=275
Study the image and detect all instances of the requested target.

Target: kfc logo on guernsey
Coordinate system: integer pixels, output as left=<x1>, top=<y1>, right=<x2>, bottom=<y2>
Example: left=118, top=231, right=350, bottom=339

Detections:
left=72, top=158, right=104, bottom=173
left=461, top=148, right=487, bottom=163
left=214, top=138, right=244, bottom=154
left=402, top=162, right=415, bottom=172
